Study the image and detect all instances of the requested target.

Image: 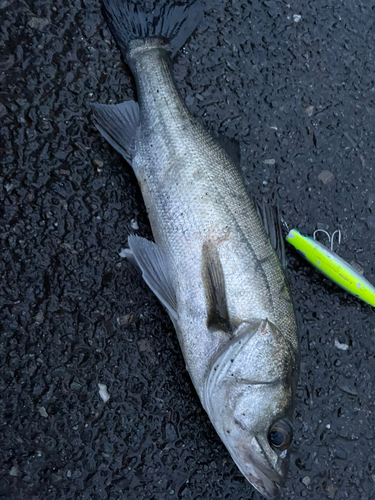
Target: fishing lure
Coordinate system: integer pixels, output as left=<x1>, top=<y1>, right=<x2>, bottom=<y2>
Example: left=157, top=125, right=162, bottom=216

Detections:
left=286, top=228, right=375, bottom=307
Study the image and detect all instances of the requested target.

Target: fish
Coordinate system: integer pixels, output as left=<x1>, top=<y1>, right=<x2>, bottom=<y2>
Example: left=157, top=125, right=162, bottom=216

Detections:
left=92, top=1, right=299, bottom=498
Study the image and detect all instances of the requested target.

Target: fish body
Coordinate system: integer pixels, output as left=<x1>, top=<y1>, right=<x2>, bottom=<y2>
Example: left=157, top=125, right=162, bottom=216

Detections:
left=287, top=228, right=375, bottom=306
left=93, top=1, right=299, bottom=498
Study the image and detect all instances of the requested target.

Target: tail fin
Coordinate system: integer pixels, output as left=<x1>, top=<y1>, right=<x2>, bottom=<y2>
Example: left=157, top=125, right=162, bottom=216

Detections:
left=101, top=0, right=204, bottom=61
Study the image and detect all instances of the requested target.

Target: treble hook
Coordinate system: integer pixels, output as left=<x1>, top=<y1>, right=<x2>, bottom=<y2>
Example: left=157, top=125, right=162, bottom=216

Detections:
left=330, top=229, right=341, bottom=252
left=313, top=229, right=341, bottom=253
left=280, top=217, right=290, bottom=232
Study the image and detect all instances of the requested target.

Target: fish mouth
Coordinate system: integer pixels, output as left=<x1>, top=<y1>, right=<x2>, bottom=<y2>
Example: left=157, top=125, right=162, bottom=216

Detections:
left=230, top=436, right=289, bottom=499
left=246, top=468, right=283, bottom=500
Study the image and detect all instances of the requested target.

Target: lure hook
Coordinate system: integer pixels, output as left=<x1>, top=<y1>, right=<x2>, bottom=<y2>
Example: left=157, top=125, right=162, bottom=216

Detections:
left=330, top=229, right=341, bottom=252
left=313, top=229, right=341, bottom=253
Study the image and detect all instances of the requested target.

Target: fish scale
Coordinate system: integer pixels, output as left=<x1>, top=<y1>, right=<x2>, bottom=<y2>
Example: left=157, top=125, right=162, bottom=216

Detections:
left=133, top=48, right=284, bottom=312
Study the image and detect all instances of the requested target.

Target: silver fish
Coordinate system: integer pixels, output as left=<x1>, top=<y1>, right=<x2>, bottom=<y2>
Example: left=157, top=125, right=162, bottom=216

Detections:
left=93, top=1, right=299, bottom=498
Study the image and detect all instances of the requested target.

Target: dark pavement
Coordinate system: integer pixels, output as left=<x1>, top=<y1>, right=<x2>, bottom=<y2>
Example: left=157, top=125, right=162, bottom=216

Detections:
left=1, top=1, right=375, bottom=499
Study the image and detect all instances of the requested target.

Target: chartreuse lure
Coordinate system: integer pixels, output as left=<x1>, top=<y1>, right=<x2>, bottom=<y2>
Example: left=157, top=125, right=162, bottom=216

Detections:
left=286, top=229, right=375, bottom=307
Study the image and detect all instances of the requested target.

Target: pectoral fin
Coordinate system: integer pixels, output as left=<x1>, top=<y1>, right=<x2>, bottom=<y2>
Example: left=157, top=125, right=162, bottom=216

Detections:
left=126, top=235, right=178, bottom=321
left=202, top=242, right=231, bottom=333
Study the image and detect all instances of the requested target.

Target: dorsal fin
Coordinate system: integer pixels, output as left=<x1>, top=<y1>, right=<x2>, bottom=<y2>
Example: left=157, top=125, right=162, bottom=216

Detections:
left=214, top=132, right=241, bottom=167
left=253, top=198, right=286, bottom=270
left=92, top=100, right=139, bottom=165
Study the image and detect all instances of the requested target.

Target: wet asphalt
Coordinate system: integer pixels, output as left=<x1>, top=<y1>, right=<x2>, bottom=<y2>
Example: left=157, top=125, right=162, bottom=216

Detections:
left=1, top=0, right=375, bottom=499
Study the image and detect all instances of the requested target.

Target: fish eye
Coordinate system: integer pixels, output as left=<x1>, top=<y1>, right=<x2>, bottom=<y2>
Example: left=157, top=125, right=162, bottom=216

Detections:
left=268, top=419, right=293, bottom=452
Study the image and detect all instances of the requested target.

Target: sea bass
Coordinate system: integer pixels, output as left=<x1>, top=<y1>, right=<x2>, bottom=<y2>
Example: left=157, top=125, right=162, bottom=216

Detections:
left=92, top=1, right=299, bottom=498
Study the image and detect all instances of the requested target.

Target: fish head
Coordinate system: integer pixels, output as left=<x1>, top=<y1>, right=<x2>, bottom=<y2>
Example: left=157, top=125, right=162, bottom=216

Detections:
left=203, top=319, right=298, bottom=499
left=220, top=389, right=294, bottom=499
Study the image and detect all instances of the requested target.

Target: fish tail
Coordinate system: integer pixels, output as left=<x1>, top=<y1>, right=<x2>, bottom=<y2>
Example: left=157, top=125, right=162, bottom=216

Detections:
left=93, top=1, right=203, bottom=164
left=100, top=0, right=204, bottom=63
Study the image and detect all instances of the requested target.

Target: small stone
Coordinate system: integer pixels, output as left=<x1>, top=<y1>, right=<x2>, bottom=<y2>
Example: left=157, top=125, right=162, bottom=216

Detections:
left=366, top=216, right=375, bottom=230
left=61, top=242, right=77, bottom=254
left=305, top=105, right=314, bottom=117
left=318, top=170, right=334, bottom=185
left=302, top=476, right=311, bottom=486
left=0, top=54, right=14, bottom=71
left=367, top=192, right=375, bottom=209
left=119, top=248, right=129, bottom=258
left=98, top=383, right=110, bottom=403
left=349, top=260, right=363, bottom=275
left=293, top=14, right=302, bottom=22
left=338, top=384, right=358, bottom=396
left=334, top=446, right=347, bottom=459
left=0, top=103, right=7, bottom=117
left=117, top=314, right=134, bottom=325
left=39, top=406, right=48, bottom=418
left=28, top=17, right=50, bottom=29
left=9, top=465, right=19, bottom=477
left=185, top=95, right=194, bottom=107
left=165, top=422, right=177, bottom=442
left=263, top=159, right=275, bottom=165
left=130, top=218, right=139, bottom=230
left=93, top=158, right=104, bottom=168
left=70, top=381, right=82, bottom=391
left=137, top=338, right=157, bottom=364
left=34, top=311, right=44, bottom=324
left=322, top=480, right=337, bottom=499
left=334, top=338, right=349, bottom=351
left=51, top=472, right=62, bottom=483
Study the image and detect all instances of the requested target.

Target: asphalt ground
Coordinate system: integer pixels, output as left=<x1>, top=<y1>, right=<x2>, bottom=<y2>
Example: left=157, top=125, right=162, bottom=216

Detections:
left=1, top=1, right=375, bottom=499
